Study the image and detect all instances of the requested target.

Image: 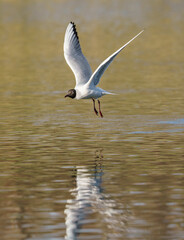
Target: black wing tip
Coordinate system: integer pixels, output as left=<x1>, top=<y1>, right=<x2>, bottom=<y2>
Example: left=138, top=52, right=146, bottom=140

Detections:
left=69, top=21, right=79, bottom=40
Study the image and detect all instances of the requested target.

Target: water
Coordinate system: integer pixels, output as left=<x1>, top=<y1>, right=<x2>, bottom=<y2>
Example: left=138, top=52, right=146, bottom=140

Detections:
left=0, top=1, right=184, bottom=239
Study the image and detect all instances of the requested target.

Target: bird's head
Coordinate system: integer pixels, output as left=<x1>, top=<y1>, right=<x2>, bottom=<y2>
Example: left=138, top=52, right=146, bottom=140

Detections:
left=65, top=89, right=76, bottom=99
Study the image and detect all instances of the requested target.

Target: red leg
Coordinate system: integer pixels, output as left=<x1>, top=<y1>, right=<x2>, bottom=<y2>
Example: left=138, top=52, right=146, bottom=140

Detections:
left=98, top=100, right=103, bottom=118
left=92, top=98, right=98, bottom=116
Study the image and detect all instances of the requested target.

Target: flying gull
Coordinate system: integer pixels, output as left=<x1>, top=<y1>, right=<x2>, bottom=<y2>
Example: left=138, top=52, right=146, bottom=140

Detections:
left=64, top=22, right=143, bottom=117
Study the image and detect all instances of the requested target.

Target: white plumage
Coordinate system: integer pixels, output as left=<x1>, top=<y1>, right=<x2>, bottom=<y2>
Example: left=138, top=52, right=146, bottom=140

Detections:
left=64, top=22, right=143, bottom=117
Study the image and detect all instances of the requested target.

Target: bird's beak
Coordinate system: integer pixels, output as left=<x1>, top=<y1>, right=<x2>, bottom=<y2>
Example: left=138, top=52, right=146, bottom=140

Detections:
left=64, top=94, right=69, bottom=98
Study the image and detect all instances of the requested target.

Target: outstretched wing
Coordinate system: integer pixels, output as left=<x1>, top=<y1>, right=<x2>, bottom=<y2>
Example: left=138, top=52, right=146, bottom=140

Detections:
left=64, top=22, right=92, bottom=87
left=87, top=30, right=144, bottom=87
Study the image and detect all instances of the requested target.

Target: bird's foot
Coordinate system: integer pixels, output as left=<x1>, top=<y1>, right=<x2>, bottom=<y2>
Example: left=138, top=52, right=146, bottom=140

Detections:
left=94, top=108, right=98, bottom=116
left=97, top=100, right=103, bottom=118
left=99, top=111, right=103, bottom=118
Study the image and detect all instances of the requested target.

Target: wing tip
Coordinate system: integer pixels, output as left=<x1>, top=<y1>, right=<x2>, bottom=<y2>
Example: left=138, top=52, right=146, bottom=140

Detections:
left=69, top=21, right=79, bottom=40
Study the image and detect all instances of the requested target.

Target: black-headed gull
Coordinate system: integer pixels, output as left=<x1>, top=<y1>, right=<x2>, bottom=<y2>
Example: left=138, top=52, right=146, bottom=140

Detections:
left=64, top=22, right=143, bottom=117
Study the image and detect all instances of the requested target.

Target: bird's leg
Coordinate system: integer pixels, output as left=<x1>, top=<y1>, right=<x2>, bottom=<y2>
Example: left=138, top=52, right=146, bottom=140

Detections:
left=98, top=100, right=103, bottom=118
left=92, top=98, right=98, bottom=116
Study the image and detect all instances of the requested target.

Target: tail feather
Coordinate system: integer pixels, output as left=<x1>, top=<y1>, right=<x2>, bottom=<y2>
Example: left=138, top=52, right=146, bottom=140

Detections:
left=102, top=91, right=117, bottom=96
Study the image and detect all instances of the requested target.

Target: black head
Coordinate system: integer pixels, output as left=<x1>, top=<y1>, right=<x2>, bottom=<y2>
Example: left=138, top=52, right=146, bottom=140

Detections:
left=65, top=89, right=76, bottom=99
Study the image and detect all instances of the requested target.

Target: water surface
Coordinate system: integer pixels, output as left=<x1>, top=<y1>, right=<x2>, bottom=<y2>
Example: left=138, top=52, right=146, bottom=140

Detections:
left=0, top=1, right=184, bottom=239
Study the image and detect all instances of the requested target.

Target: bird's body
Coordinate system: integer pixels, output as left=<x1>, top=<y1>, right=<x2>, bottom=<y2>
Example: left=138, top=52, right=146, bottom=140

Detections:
left=64, top=22, right=143, bottom=117
left=75, top=86, right=112, bottom=100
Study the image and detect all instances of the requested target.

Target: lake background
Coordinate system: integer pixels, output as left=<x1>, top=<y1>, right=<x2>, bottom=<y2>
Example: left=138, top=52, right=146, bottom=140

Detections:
left=0, top=0, right=184, bottom=239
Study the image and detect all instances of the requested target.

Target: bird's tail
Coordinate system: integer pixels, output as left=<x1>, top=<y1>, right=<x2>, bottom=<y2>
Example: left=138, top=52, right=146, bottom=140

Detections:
left=102, top=90, right=117, bottom=96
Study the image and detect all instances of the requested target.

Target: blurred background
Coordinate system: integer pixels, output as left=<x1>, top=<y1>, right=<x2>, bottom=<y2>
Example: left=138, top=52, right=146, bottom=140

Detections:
left=0, top=0, right=184, bottom=240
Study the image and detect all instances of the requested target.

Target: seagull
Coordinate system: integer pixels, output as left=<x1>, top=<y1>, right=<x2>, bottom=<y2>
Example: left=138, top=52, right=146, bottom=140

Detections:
left=64, top=22, right=143, bottom=118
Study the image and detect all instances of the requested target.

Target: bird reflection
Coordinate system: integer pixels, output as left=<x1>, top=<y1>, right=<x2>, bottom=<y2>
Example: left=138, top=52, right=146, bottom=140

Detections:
left=64, top=149, right=128, bottom=240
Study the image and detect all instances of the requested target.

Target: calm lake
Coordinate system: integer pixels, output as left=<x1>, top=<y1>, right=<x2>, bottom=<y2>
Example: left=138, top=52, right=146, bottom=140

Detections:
left=0, top=1, right=184, bottom=239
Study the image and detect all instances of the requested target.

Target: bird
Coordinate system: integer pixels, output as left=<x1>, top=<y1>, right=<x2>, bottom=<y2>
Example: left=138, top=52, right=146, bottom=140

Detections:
left=64, top=22, right=143, bottom=118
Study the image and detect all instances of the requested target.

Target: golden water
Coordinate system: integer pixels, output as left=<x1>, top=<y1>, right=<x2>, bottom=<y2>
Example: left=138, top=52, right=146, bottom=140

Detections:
left=0, top=1, right=184, bottom=239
